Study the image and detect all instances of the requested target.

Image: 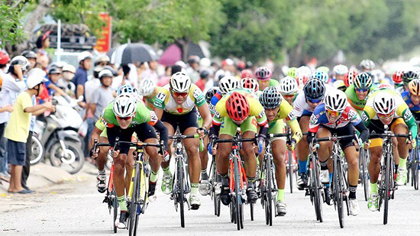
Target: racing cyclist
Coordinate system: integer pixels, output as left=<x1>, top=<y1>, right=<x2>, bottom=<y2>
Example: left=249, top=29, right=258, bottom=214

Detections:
left=402, top=79, right=420, bottom=121
left=138, top=79, right=164, bottom=110
left=279, top=76, right=299, bottom=105
left=345, top=73, right=376, bottom=116
left=255, top=67, right=279, bottom=91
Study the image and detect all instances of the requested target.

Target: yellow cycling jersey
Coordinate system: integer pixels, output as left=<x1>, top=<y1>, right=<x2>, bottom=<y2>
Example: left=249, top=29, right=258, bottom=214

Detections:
left=213, top=88, right=267, bottom=126
left=363, top=89, right=409, bottom=121
left=153, top=84, right=206, bottom=115
left=270, top=98, right=302, bottom=143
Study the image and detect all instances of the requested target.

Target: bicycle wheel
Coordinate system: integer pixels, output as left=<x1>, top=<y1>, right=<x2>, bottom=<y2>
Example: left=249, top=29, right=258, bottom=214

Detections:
left=264, top=156, right=273, bottom=226
left=360, top=149, right=369, bottom=201
left=384, top=152, right=391, bottom=225
left=129, top=164, right=141, bottom=236
left=312, top=154, right=323, bottom=222
left=111, top=190, right=118, bottom=234
left=413, top=147, right=419, bottom=190
left=288, top=150, right=293, bottom=193
left=177, top=156, right=185, bottom=228
left=233, top=156, right=242, bottom=230
left=250, top=202, right=254, bottom=221
left=333, top=155, right=344, bottom=228
left=30, top=135, right=44, bottom=165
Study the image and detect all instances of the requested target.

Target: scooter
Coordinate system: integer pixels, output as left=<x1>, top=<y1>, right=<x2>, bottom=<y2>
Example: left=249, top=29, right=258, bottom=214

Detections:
left=33, top=96, right=85, bottom=174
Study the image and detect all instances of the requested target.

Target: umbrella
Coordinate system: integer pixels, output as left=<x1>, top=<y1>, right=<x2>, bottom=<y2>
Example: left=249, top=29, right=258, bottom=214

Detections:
left=158, top=42, right=207, bottom=66
left=110, top=43, right=159, bottom=65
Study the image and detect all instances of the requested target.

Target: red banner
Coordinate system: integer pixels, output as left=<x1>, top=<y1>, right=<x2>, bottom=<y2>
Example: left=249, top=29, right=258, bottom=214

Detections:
left=94, top=13, right=112, bottom=52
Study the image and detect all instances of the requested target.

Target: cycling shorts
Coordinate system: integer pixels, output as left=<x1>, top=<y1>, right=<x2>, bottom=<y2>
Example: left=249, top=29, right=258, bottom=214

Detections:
left=107, top=123, right=157, bottom=154
left=220, top=116, right=258, bottom=137
left=319, top=123, right=355, bottom=150
left=368, top=118, right=406, bottom=148
left=268, top=119, right=286, bottom=141
left=162, top=108, right=198, bottom=133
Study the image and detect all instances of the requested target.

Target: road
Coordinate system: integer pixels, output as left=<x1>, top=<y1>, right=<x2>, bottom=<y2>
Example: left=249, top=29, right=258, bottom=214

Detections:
left=1, top=168, right=420, bottom=236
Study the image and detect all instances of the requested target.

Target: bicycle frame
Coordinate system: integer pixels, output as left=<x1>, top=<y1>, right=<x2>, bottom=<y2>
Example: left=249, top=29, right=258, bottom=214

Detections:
left=229, top=146, right=247, bottom=195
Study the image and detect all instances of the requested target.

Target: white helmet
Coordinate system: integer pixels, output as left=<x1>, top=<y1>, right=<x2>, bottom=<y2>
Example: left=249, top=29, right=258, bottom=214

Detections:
left=170, top=72, right=191, bottom=93
left=333, top=64, right=348, bottom=75
left=325, top=90, right=347, bottom=112
left=10, top=56, right=30, bottom=72
left=78, top=51, right=93, bottom=63
left=279, top=76, right=298, bottom=95
left=98, top=69, right=114, bottom=79
left=359, top=59, right=375, bottom=70
left=26, top=68, right=47, bottom=89
left=139, top=79, right=156, bottom=96
left=113, top=94, right=137, bottom=118
left=219, top=75, right=239, bottom=94
left=297, top=66, right=312, bottom=77
left=373, top=92, right=396, bottom=115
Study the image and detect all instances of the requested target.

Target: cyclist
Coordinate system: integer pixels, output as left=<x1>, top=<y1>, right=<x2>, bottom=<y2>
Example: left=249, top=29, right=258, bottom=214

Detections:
left=308, top=89, right=369, bottom=215
left=362, top=89, right=417, bottom=211
left=393, top=70, right=404, bottom=92
left=259, top=86, right=302, bottom=216
left=345, top=73, right=375, bottom=116
left=402, top=79, right=420, bottom=121
left=255, top=67, right=279, bottom=91
left=292, top=79, right=329, bottom=190
left=312, top=70, right=329, bottom=84
left=154, top=72, right=212, bottom=209
left=343, top=69, right=358, bottom=88
left=138, top=78, right=164, bottom=110
left=240, top=69, right=253, bottom=79
left=401, top=71, right=418, bottom=93
left=287, top=67, right=297, bottom=78
left=279, top=76, right=299, bottom=105
left=240, top=77, right=259, bottom=95
left=209, top=89, right=268, bottom=205
left=295, top=66, right=311, bottom=90
left=360, top=59, right=375, bottom=72
left=209, top=75, right=239, bottom=113
left=331, top=64, right=348, bottom=84
left=90, top=93, right=169, bottom=228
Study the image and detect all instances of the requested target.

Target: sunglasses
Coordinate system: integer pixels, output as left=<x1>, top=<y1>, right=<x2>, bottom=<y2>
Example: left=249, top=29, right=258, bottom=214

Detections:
left=171, top=90, right=188, bottom=97
left=377, top=112, right=394, bottom=119
left=326, top=109, right=342, bottom=117
left=283, top=94, right=295, bottom=99
left=117, top=116, right=132, bottom=121
left=307, top=98, right=322, bottom=104
left=355, top=88, right=368, bottom=92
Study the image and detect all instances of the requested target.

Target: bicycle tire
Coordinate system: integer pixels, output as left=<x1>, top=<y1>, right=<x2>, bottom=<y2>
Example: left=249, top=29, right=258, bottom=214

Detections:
left=233, top=156, right=242, bottom=230
left=361, top=149, right=369, bottom=201
left=384, top=152, right=391, bottom=225
left=312, top=154, right=323, bottom=222
left=178, top=156, right=185, bottom=228
left=250, top=202, right=254, bottom=221
left=413, top=148, right=419, bottom=190
left=288, top=150, right=293, bottom=193
left=265, top=156, right=273, bottom=226
left=112, top=190, right=118, bottom=234
left=334, top=155, right=344, bottom=228
left=129, top=164, right=141, bottom=236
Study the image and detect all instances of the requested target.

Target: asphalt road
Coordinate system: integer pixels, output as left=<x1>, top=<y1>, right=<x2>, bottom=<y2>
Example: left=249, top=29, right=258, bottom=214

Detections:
left=1, top=168, right=420, bottom=236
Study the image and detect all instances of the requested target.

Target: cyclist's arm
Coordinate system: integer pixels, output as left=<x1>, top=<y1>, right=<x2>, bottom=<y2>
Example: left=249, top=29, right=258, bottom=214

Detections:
left=153, top=90, right=167, bottom=120
left=198, top=103, right=212, bottom=130
left=90, top=121, right=104, bottom=151
left=286, top=117, right=302, bottom=143
left=152, top=120, right=169, bottom=150
left=401, top=108, right=418, bottom=141
left=281, top=100, right=302, bottom=143
left=307, top=113, right=319, bottom=143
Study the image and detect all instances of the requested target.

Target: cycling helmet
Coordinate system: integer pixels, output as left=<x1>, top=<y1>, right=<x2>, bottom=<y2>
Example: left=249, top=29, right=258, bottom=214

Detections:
left=311, top=71, right=328, bottom=83
left=359, top=59, right=375, bottom=70
left=219, top=76, right=239, bottom=94
left=205, top=87, right=218, bottom=104
left=333, top=64, right=348, bottom=75
left=255, top=67, right=272, bottom=80
left=200, top=70, right=210, bottom=79
left=260, top=86, right=282, bottom=109
left=279, top=76, right=298, bottom=95
left=409, top=79, right=420, bottom=96
left=0, top=50, right=10, bottom=64
left=226, top=92, right=249, bottom=121
left=344, top=70, right=358, bottom=87
left=240, top=77, right=259, bottom=93
left=402, top=71, right=418, bottom=85
left=304, top=79, right=326, bottom=100
left=392, top=71, right=404, bottom=84
left=325, top=90, right=347, bottom=112
left=373, top=92, right=396, bottom=115
left=240, top=69, right=253, bottom=79
left=113, top=94, right=137, bottom=118
left=117, top=84, right=137, bottom=95
left=139, top=79, right=156, bottom=96
left=21, top=50, right=37, bottom=60
left=10, top=56, right=30, bottom=72
left=170, top=72, right=191, bottom=93
left=297, top=66, right=312, bottom=77
left=353, top=73, right=373, bottom=90
left=316, top=66, right=330, bottom=74
left=287, top=67, right=297, bottom=78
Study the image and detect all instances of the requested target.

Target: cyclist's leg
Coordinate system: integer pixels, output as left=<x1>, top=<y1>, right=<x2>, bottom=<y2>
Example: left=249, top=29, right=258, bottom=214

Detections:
left=393, top=121, right=409, bottom=184
left=296, top=115, right=310, bottom=189
left=96, top=134, right=109, bottom=193
left=198, top=116, right=209, bottom=180
left=368, top=138, right=382, bottom=211
left=217, top=117, right=235, bottom=205
left=241, top=117, right=259, bottom=203
left=316, top=127, right=333, bottom=185
left=269, top=120, right=287, bottom=202
left=344, top=143, right=360, bottom=215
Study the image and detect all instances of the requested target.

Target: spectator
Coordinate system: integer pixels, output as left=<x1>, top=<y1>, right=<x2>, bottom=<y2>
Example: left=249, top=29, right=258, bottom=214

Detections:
left=57, top=64, right=76, bottom=98
left=72, top=51, right=93, bottom=107
left=85, top=66, right=103, bottom=104
left=140, top=61, right=159, bottom=83
left=112, top=65, right=131, bottom=91
left=195, top=70, right=210, bottom=91
left=94, top=54, right=110, bottom=67
left=157, top=66, right=172, bottom=87
left=0, top=57, right=30, bottom=179
left=35, top=30, right=51, bottom=57
left=186, top=55, right=200, bottom=83
left=21, top=50, right=37, bottom=70
left=4, top=70, right=53, bottom=194
left=45, top=67, right=67, bottom=97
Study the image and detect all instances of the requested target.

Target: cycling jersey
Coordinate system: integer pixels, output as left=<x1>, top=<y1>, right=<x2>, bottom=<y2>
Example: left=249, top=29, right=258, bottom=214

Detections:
left=362, top=89, right=417, bottom=140
left=144, top=86, right=165, bottom=110
left=268, top=99, right=302, bottom=143
left=309, top=103, right=362, bottom=131
left=258, top=79, right=279, bottom=91
left=345, top=84, right=377, bottom=115
left=154, top=84, right=206, bottom=115
left=402, top=90, right=420, bottom=119
left=292, top=84, right=333, bottom=117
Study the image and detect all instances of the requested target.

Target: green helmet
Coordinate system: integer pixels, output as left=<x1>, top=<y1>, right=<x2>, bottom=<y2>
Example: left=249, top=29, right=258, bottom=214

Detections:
left=403, top=71, right=418, bottom=86
left=286, top=67, right=297, bottom=78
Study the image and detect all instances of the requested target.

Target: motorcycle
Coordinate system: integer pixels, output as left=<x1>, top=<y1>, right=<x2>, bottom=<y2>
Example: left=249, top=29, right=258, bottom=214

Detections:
left=33, top=96, right=85, bottom=174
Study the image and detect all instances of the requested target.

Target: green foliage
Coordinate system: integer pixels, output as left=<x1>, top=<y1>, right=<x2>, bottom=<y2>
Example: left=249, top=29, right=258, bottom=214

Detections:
left=0, top=0, right=26, bottom=47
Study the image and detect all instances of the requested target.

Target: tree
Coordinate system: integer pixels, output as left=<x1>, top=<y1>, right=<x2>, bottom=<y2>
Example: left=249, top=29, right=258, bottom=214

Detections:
left=0, top=0, right=28, bottom=48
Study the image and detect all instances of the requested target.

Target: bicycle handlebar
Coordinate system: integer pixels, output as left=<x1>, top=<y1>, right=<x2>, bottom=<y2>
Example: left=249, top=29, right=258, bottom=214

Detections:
left=369, top=133, right=411, bottom=139
left=213, top=138, right=256, bottom=144
left=93, top=138, right=164, bottom=155
left=169, top=134, right=201, bottom=140
left=315, top=134, right=356, bottom=142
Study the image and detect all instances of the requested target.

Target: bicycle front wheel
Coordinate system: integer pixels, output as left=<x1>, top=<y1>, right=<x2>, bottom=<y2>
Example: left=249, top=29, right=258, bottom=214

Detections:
left=333, top=156, right=344, bottom=228
left=384, top=152, right=391, bottom=225
left=129, top=164, right=141, bottom=236
left=177, top=156, right=185, bottom=228
left=413, top=147, right=419, bottom=190
left=288, top=150, right=294, bottom=193
left=264, top=157, right=273, bottom=226
left=360, top=149, right=369, bottom=201
left=312, top=154, right=323, bottom=222
left=233, top=156, right=242, bottom=230
left=111, top=190, right=118, bottom=234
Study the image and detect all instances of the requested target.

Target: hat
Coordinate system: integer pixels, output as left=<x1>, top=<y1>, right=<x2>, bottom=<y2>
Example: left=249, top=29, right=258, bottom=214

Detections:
left=27, top=68, right=47, bottom=89
left=62, top=64, right=76, bottom=73
left=48, top=67, right=61, bottom=74
left=99, top=69, right=114, bottom=79
left=78, top=51, right=93, bottom=62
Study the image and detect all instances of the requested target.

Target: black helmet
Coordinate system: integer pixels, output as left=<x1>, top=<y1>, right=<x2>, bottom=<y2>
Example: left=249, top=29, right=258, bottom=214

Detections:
left=200, top=70, right=210, bottom=79
left=48, top=67, right=61, bottom=75
left=403, top=71, right=418, bottom=85
left=21, top=50, right=37, bottom=59
left=260, top=86, right=282, bottom=109
left=353, top=72, right=373, bottom=90
left=304, top=79, right=326, bottom=100
left=205, top=88, right=218, bottom=104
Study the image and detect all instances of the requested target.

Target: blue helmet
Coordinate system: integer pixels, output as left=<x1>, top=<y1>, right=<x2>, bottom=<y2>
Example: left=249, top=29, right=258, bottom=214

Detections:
left=311, top=71, right=328, bottom=83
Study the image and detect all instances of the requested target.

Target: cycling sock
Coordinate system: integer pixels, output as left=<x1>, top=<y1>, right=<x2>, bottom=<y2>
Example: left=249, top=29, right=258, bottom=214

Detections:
left=394, top=164, right=399, bottom=174
left=163, top=166, right=171, bottom=175
left=98, top=169, right=106, bottom=175
left=370, top=182, right=378, bottom=194
left=298, top=160, right=307, bottom=173
left=191, top=183, right=199, bottom=195
left=117, top=196, right=127, bottom=211
left=320, top=160, right=328, bottom=170
left=150, top=170, right=158, bottom=182
left=329, top=173, right=333, bottom=184
left=276, top=189, right=285, bottom=202
left=398, top=158, right=407, bottom=170
left=349, top=185, right=357, bottom=199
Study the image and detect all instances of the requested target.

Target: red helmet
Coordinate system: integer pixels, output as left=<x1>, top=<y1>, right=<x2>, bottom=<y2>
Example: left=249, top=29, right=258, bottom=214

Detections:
left=240, top=77, right=259, bottom=93
left=226, top=92, right=249, bottom=121
left=240, top=69, right=253, bottom=79
left=344, top=70, right=359, bottom=87
left=392, top=70, right=404, bottom=84
left=0, top=51, right=10, bottom=65
left=255, top=67, right=272, bottom=80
